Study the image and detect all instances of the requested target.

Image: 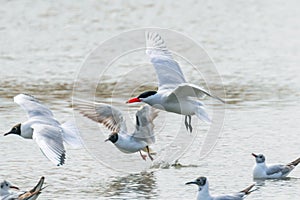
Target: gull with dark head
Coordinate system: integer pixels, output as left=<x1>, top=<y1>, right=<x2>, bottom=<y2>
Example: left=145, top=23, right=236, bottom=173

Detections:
left=75, top=100, right=158, bottom=161
left=186, top=176, right=256, bottom=200
left=252, top=153, right=300, bottom=179
left=126, top=32, right=224, bottom=132
left=4, top=94, right=82, bottom=166
left=1, top=176, right=45, bottom=200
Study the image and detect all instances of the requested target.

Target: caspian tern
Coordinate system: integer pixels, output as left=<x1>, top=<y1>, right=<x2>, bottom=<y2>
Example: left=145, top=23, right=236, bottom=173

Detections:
left=75, top=100, right=158, bottom=161
left=186, top=176, right=256, bottom=200
left=126, top=32, right=225, bottom=132
left=252, top=153, right=300, bottom=179
left=4, top=94, right=82, bottom=166
left=1, top=176, right=45, bottom=200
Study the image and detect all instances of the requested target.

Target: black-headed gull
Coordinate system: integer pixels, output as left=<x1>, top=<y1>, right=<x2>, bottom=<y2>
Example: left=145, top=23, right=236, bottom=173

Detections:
left=4, top=94, right=82, bottom=166
left=252, top=153, right=300, bottom=179
left=75, top=100, right=158, bottom=161
left=126, top=32, right=224, bottom=132
left=1, top=176, right=45, bottom=200
left=186, top=176, right=256, bottom=200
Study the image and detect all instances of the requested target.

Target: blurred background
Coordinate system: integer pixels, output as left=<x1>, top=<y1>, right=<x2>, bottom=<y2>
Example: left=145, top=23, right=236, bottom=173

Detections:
left=0, top=1, right=299, bottom=199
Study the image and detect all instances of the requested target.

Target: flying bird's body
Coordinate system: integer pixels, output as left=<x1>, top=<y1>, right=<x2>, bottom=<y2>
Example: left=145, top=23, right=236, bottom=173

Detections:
left=4, top=94, right=82, bottom=166
left=127, top=32, right=224, bottom=132
left=252, top=153, right=300, bottom=179
left=75, top=100, right=158, bottom=161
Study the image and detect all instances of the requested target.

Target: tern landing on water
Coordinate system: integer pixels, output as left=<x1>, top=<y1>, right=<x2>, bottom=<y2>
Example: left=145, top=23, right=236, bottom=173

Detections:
left=126, top=32, right=225, bottom=132
left=252, top=153, right=300, bottom=179
left=4, top=94, right=82, bottom=166
left=186, top=177, right=256, bottom=200
left=1, top=176, right=45, bottom=200
left=75, top=100, right=158, bottom=161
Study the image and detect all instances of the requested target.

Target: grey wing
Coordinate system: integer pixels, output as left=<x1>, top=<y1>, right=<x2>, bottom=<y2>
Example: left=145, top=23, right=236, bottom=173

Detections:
left=14, top=94, right=54, bottom=119
left=145, top=31, right=186, bottom=90
left=168, top=83, right=225, bottom=103
left=266, top=164, right=291, bottom=176
left=31, top=124, right=66, bottom=166
left=74, top=99, right=127, bottom=133
left=132, top=105, right=159, bottom=144
left=214, top=195, right=242, bottom=200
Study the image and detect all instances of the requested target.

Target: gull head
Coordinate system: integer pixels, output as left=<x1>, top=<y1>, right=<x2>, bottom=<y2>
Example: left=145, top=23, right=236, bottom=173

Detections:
left=105, top=133, right=119, bottom=143
left=185, top=176, right=208, bottom=191
left=0, top=180, right=19, bottom=192
left=252, top=153, right=265, bottom=164
left=4, top=123, right=21, bottom=137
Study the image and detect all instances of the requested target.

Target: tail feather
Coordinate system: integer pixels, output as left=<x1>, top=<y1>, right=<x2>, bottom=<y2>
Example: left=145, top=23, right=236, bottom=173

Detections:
left=195, top=106, right=211, bottom=123
left=61, top=120, right=83, bottom=148
left=288, top=157, right=300, bottom=167
left=142, top=146, right=156, bottom=155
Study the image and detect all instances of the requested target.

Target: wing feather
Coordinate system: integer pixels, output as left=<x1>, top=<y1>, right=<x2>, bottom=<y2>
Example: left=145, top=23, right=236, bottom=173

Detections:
left=31, top=124, right=65, bottom=166
left=145, top=31, right=186, bottom=90
left=73, top=99, right=127, bottom=133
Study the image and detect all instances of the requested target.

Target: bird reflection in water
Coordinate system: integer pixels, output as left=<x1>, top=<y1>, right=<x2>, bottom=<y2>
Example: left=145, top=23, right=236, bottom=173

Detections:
left=101, top=172, right=157, bottom=199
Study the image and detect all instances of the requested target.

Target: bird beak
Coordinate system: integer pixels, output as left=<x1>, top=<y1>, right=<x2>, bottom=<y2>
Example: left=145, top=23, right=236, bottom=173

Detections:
left=9, top=185, right=20, bottom=190
left=185, top=181, right=198, bottom=185
left=104, top=138, right=109, bottom=142
left=4, top=130, right=14, bottom=136
left=126, top=97, right=141, bottom=104
left=252, top=153, right=257, bottom=158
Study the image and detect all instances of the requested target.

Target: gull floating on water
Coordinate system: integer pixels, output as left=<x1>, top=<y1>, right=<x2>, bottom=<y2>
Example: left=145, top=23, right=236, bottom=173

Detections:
left=4, top=94, right=82, bottom=166
left=0, top=176, right=45, bottom=200
left=252, top=153, right=300, bottom=179
left=75, top=100, right=158, bottom=161
left=126, top=31, right=224, bottom=132
left=186, top=176, right=256, bottom=200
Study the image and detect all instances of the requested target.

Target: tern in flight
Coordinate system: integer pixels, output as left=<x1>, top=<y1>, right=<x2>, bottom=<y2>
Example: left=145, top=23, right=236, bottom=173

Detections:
left=127, top=32, right=224, bottom=132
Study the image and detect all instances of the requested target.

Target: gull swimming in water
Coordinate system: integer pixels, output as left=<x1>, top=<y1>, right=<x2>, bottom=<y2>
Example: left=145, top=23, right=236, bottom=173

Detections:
left=4, top=94, right=82, bottom=166
left=252, top=153, right=300, bottom=179
left=0, top=176, right=45, bottom=200
left=75, top=100, right=158, bottom=161
left=186, top=176, right=256, bottom=200
left=126, top=32, right=224, bottom=132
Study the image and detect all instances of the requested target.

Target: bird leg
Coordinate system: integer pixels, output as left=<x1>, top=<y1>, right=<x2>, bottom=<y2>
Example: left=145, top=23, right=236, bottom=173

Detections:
left=139, top=150, right=147, bottom=161
left=188, top=115, right=192, bottom=133
left=185, top=115, right=193, bottom=133
left=146, top=146, right=154, bottom=161
left=184, top=116, right=189, bottom=131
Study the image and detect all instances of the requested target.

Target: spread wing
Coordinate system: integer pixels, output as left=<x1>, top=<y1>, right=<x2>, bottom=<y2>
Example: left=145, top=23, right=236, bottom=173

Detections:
left=14, top=94, right=54, bottom=119
left=167, top=83, right=225, bottom=103
left=31, top=124, right=65, bottom=166
left=74, top=99, right=127, bottom=133
left=132, top=105, right=158, bottom=144
left=18, top=177, right=44, bottom=200
left=145, top=31, right=186, bottom=91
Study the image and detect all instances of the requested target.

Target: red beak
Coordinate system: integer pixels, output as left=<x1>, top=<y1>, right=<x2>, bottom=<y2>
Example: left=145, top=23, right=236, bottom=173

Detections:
left=126, top=97, right=141, bottom=103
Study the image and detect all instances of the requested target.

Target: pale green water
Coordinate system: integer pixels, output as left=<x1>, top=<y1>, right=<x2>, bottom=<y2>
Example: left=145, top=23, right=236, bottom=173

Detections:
left=0, top=1, right=300, bottom=199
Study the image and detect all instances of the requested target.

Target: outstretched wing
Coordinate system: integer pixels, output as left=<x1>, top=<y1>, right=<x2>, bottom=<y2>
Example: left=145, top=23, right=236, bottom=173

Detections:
left=167, top=83, right=225, bottom=103
left=18, top=176, right=45, bottom=200
left=132, top=105, right=159, bottom=144
left=145, top=31, right=186, bottom=91
left=14, top=94, right=54, bottom=119
left=31, top=124, right=65, bottom=166
left=74, top=99, right=127, bottom=133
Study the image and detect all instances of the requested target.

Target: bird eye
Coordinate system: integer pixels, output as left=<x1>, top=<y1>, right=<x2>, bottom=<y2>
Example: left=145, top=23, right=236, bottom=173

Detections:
left=1, top=185, right=3, bottom=188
